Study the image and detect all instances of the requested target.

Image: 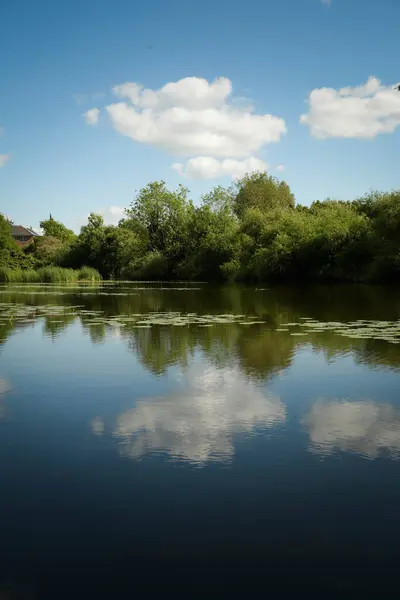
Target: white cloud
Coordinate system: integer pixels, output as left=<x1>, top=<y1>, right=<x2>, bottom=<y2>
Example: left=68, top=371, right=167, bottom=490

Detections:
left=112, top=77, right=233, bottom=110
left=98, top=205, right=125, bottom=226
left=172, top=156, right=268, bottom=180
left=104, top=76, right=287, bottom=159
left=92, top=364, right=286, bottom=465
left=275, top=164, right=285, bottom=172
left=321, top=0, right=331, bottom=6
left=303, top=399, right=400, bottom=459
left=0, top=154, right=9, bottom=167
left=300, top=76, right=400, bottom=139
left=83, top=108, right=100, bottom=125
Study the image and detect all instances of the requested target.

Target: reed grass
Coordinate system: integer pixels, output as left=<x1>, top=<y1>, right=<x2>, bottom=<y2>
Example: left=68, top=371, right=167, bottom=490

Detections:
left=0, top=266, right=102, bottom=283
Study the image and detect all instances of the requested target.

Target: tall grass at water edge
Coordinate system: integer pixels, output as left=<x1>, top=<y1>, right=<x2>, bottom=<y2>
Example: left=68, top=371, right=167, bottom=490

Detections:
left=0, top=266, right=102, bottom=283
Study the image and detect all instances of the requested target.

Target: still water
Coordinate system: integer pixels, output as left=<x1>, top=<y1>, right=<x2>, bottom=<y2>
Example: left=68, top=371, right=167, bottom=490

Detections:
left=1, top=283, right=400, bottom=595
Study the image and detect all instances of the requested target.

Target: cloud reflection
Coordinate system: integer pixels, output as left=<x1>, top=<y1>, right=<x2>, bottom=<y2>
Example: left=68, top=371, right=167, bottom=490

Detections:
left=303, top=399, right=400, bottom=459
left=92, top=366, right=286, bottom=465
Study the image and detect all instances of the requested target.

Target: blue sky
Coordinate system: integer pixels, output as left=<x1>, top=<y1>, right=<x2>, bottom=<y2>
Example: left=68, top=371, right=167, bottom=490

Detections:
left=1, top=0, right=400, bottom=231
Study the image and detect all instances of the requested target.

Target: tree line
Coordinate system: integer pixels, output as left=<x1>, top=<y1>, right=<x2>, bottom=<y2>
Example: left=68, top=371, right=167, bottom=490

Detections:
left=1, top=172, right=400, bottom=282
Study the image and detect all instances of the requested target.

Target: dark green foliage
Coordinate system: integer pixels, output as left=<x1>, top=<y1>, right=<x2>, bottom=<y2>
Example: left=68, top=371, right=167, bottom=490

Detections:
left=131, top=250, right=169, bottom=280
left=96, top=226, right=144, bottom=279
left=2, top=172, right=400, bottom=283
left=0, top=214, right=36, bottom=270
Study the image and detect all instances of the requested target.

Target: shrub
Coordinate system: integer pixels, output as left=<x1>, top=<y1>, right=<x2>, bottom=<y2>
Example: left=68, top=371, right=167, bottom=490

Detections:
left=138, top=251, right=169, bottom=279
left=77, top=266, right=102, bottom=282
left=220, top=260, right=240, bottom=282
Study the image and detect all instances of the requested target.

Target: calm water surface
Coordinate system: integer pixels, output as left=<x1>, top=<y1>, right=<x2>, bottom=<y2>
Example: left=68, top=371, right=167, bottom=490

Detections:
left=1, top=283, right=400, bottom=596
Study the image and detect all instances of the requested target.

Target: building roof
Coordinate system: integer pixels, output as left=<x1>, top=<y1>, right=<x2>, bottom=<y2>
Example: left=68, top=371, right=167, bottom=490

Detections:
left=11, top=225, right=40, bottom=237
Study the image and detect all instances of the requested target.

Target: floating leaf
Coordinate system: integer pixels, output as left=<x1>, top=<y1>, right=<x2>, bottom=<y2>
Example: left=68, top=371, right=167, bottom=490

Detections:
left=290, top=332, right=308, bottom=336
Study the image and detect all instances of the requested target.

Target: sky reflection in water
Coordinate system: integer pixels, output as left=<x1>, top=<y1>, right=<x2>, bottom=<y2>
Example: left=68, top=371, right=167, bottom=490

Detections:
left=1, top=283, right=400, bottom=465
left=92, top=364, right=286, bottom=465
left=1, top=284, right=400, bottom=593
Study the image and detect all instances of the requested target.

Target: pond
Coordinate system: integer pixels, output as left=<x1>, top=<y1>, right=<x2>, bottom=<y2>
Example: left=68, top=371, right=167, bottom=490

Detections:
left=1, top=282, right=400, bottom=595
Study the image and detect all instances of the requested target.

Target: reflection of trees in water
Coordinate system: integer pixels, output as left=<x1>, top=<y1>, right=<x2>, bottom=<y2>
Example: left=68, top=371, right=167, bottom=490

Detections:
left=271, top=284, right=400, bottom=324
left=84, top=323, right=106, bottom=344
left=127, top=326, right=195, bottom=375
left=300, top=331, right=400, bottom=370
left=353, top=341, right=400, bottom=370
left=1, top=283, right=400, bottom=375
left=236, top=328, right=295, bottom=379
left=0, top=322, right=14, bottom=351
left=127, top=324, right=297, bottom=380
left=0, top=318, right=37, bottom=350
left=2, top=283, right=400, bottom=321
left=92, top=364, right=286, bottom=465
left=303, top=399, right=400, bottom=460
left=42, top=314, right=77, bottom=340
left=121, top=284, right=400, bottom=375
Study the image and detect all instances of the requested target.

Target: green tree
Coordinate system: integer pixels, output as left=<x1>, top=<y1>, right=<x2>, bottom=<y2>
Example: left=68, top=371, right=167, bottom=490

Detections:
left=126, top=182, right=190, bottom=251
left=361, top=190, right=400, bottom=280
left=0, top=214, right=15, bottom=257
left=76, top=213, right=107, bottom=273
left=25, top=235, right=71, bottom=267
left=39, top=215, right=76, bottom=244
left=305, top=200, right=372, bottom=280
left=100, top=226, right=145, bottom=279
left=178, top=186, right=240, bottom=280
left=0, top=213, right=30, bottom=268
left=122, top=181, right=192, bottom=276
left=233, top=171, right=295, bottom=219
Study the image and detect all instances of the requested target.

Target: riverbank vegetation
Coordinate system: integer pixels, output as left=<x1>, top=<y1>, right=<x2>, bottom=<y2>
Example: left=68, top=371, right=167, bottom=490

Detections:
left=1, top=172, right=400, bottom=282
left=0, top=266, right=102, bottom=283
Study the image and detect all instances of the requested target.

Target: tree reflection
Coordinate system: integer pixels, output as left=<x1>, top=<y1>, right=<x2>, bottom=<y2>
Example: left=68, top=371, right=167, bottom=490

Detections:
left=42, top=313, right=77, bottom=340
left=128, top=325, right=194, bottom=375
left=0, top=283, right=400, bottom=376
left=82, top=322, right=107, bottom=344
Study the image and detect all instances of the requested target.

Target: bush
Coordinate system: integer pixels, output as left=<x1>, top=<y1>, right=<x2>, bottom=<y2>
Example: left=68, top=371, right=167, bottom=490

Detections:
left=139, top=251, right=169, bottom=279
left=121, top=251, right=169, bottom=280
left=220, top=260, right=240, bottom=282
left=77, top=266, right=102, bottom=282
